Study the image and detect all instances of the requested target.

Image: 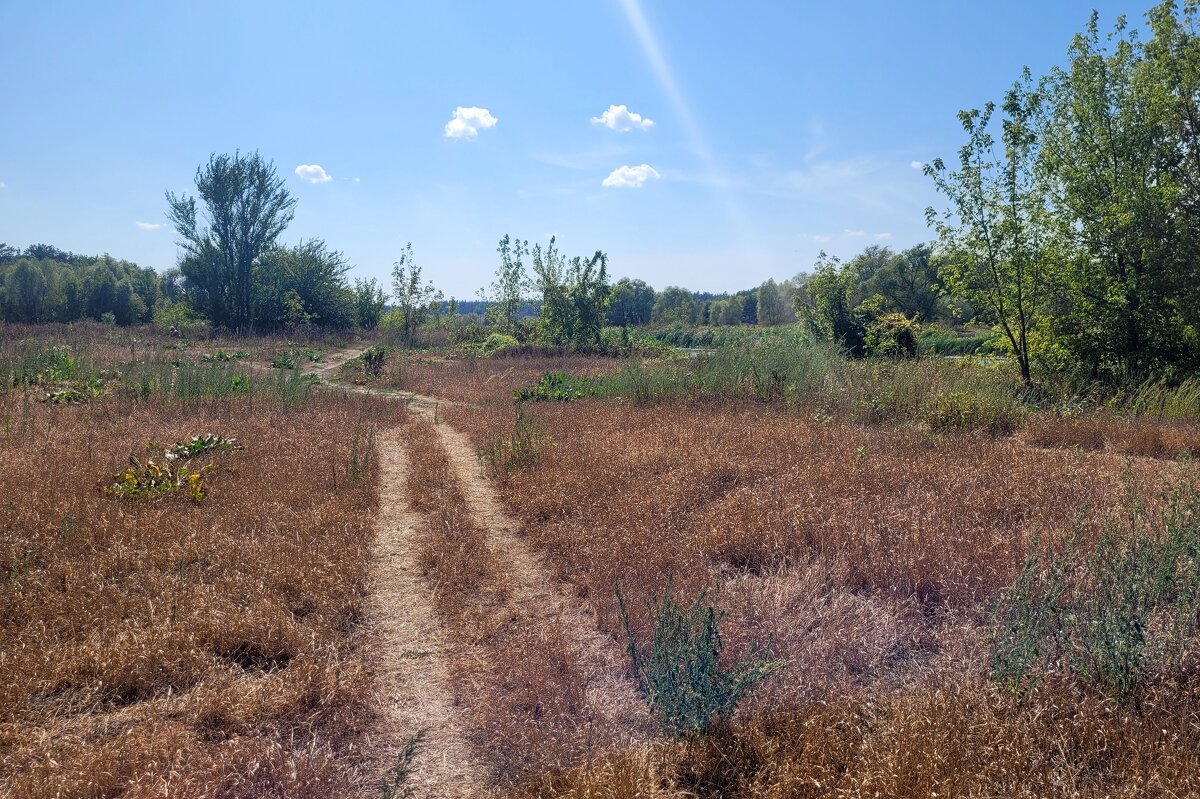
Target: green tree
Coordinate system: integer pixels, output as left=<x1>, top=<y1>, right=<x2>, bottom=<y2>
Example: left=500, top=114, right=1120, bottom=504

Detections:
left=255, top=239, right=355, bottom=330
left=166, top=152, right=297, bottom=330
left=84, top=264, right=119, bottom=322
left=720, top=295, right=745, bottom=326
left=1038, top=7, right=1200, bottom=378
left=4, top=259, right=52, bottom=322
left=926, top=77, right=1050, bottom=384
left=741, top=292, right=758, bottom=325
left=795, top=254, right=868, bottom=356
left=353, top=277, right=389, bottom=330
left=651, top=286, right=697, bottom=326
left=862, top=244, right=945, bottom=321
left=756, top=278, right=790, bottom=326
left=607, top=278, right=656, bottom=326
left=489, top=234, right=529, bottom=334
left=391, top=242, right=443, bottom=345
left=529, top=236, right=611, bottom=348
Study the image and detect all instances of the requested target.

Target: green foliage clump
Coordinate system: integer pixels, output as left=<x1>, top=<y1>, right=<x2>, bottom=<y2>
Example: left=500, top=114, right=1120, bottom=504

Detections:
left=201, top=349, right=247, bottom=363
left=617, top=578, right=781, bottom=736
left=360, top=347, right=386, bottom=378
left=104, top=456, right=213, bottom=503
left=459, top=332, right=519, bottom=358
left=270, top=353, right=297, bottom=370
left=992, top=480, right=1200, bottom=705
left=514, top=371, right=602, bottom=402
left=41, top=381, right=105, bottom=404
left=104, top=434, right=242, bottom=503
left=161, top=433, right=241, bottom=461
left=865, top=312, right=918, bottom=359
left=11, top=345, right=78, bottom=386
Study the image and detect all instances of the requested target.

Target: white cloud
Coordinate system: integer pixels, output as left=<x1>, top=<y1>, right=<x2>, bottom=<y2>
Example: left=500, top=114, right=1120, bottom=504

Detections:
left=910, top=160, right=925, bottom=169
left=843, top=228, right=865, bottom=237
left=602, top=163, right=661, bottom=188
left=295, top=164, right=332, bottom=183
left=135, top=221, right=162, bottom=231
left=444, top=106, right=498, bottom=139
left=591, top=104, right=655, bottom=132
left=352, top=177, right=361, bottom=183
left=813, top=234, right=833, bottom=244
left=874, top=232, right=894, bottom=240
left=0, top=181, right=5, bottom=189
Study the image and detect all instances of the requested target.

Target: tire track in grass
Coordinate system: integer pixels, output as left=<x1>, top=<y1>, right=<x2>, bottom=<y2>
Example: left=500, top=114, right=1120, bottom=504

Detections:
left=420, top=406, right=651, bottom=746
left=360, top=427, right=487, bottom=798
left=312, top=344, right=648, bottom=786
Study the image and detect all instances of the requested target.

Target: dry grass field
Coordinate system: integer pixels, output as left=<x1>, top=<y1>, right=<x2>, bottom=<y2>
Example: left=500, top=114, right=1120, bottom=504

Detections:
left=418, top=353, right=1200, bottom=798
left=0, top=327, right=400, bottom=798
left=5, top=332, right=1200, bottom=798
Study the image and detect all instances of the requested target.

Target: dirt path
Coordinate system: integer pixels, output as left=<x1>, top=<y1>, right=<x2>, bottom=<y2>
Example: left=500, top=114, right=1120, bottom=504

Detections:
left=310, top=345, right=371, bottom=380
left=359, top=429, right=488, bottom=798
left=323, top=348, right=647, bottom=793
left=422, top=413, right=650, bottom=737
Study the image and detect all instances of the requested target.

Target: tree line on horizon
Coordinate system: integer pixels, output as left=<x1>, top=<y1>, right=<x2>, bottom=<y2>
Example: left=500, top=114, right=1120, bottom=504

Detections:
left=2, top=2, right=1198, bottom=387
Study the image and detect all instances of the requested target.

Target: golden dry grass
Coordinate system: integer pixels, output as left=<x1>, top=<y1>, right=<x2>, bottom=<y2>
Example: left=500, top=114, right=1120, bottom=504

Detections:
left=414, top=354, right=1200, bottom=797
left=0, top=379, right=401, bottom=797
left=1023, top=413, right=1200, bottom=459
left=8, top=335, right=1200, bottom=797
left=404, top=416, right=647, bottom=787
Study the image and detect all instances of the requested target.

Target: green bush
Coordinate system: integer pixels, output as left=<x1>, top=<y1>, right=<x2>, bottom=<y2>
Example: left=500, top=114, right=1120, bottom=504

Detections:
left=513, top=371, right=602, bottom=402
left=866, top=312, right=918, bottom=359
left=478, top=403, right=543, bottom=480
left=617, top=578, right=780, bottom=736
left=991, top=479, right=1200, bottom=705
left=475, top=328, right=518, bottom=355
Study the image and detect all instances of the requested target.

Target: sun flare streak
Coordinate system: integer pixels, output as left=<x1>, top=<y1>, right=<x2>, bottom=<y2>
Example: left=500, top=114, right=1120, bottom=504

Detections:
left=614, top=0, right=768, bottom=266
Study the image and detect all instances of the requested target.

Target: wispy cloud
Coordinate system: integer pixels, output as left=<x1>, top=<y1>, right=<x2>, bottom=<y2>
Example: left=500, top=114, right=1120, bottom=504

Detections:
left=874, top=232, right=894, bottom=240
left=135, top=221, right=162, bottom=231
left=910, top=160, right=925, bottom=169
left=813, top=234, right=833, bottom=243
left=444, top=106, right=498, bottom=139
left=0, top=181, right=6, bottom=189
left=591, top=104, right=655, bottom=132
left=770, top=155, right=922, bottom=215
left=844, top=228, right=865, bottom=237
left=534, top=143, right=632, bottom=172
left=602, top=164, right=661, bottom=188
left=295, top=164, right=332, bottom=183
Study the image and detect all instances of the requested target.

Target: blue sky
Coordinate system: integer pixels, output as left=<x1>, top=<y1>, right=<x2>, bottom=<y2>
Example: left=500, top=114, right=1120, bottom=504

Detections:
left=0, top=0, right=1157, bottom=298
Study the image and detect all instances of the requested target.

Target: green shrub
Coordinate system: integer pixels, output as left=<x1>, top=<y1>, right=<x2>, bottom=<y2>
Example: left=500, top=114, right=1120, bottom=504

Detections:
left=478, top=332, right=519, bottom=357
left=991, top=479, right=1200, bottom=705
left=513, top=371, right=602, bottom=402
left=478, top=403, right=543, bottom=480
left=617, top=578, right=781, bottom=736
left=866, top=312, right=918, bottom=359
left=201, top=349, right=247, bottom=363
